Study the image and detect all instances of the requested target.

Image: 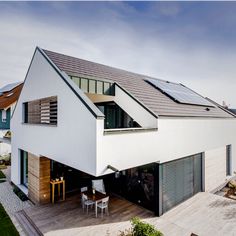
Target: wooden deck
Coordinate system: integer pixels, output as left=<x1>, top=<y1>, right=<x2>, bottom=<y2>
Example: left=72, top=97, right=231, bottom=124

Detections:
left=19, top=193, right=154, bottom=235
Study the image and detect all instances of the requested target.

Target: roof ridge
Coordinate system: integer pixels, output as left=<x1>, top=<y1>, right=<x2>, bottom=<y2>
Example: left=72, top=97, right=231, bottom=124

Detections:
left=42, top=47, right=233, bottom=118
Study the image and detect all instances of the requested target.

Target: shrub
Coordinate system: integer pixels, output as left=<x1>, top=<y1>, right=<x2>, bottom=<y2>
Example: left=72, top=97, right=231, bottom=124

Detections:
left=0, top=153, right=11, bottom=166
left=131, top=217, right=163, bottom=236
left=0, top=170, right=5, bottom=179
left=119, top=217, right=163, bottom=236
left=13, top=186, right=28, bottom=201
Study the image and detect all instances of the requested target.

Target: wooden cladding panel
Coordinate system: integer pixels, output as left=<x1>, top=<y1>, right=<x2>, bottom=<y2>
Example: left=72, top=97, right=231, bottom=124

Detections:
left=28, top=154, right=51, bottom=205
left=26, top=96, right=57, bottom=125
left=39, top=157, right=51, bottom=204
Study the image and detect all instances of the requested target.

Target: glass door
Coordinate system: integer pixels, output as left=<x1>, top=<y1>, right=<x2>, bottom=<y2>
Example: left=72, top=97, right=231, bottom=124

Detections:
left=20, top=150, right=28, bottom=187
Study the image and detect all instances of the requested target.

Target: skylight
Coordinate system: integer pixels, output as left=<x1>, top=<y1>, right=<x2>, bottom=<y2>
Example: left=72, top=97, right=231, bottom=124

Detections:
left=146, top=78, right=214, bottom=107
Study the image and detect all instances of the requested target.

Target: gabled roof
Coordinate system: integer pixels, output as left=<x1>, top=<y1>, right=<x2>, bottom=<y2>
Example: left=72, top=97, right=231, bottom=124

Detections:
left=42, top=49, right=233, bottom=118
left=0, top=83, right=23, bottom=109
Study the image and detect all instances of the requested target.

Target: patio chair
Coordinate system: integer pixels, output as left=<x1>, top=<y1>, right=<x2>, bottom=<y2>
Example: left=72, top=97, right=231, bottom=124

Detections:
left=92, top=179, right=106, bottom=194
left=80, top=186, right=88, bottom=193
left=96, top=196, right=109, bottom=218
left=81, top=193, right=95, bottom=214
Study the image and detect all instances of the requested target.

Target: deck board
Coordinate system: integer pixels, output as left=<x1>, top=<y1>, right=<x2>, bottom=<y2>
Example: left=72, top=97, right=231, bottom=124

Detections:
left=22, top=194, right=154, bottom=235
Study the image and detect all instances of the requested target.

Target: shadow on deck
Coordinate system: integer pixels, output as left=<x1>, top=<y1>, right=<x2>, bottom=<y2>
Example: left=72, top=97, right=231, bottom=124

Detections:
left=17, top=193, right=154, bottom=235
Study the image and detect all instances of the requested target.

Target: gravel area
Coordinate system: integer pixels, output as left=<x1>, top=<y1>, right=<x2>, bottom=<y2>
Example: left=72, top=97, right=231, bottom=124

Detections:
left=0, top=167, right=32, bottom=236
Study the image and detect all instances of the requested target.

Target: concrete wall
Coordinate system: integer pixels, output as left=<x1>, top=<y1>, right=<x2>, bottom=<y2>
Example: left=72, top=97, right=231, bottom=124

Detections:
left=11, top=49, right=98, bottom=185
left=205, top=146, right=227, bottom=192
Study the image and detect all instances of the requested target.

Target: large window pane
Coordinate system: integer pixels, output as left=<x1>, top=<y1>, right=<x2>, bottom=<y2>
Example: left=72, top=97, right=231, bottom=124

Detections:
left=89, top=80, right=96, bottom=94
left=71, top=77, right=81, bottom=87
left=103, top=82, right=111, bottom=95
left=97, top=81, right=103, bottom=94
left=80, top=78, right=88, bottom=92
left=20, top=150, right=28, bottom=188
left=162, top=154, right=202, bottom=213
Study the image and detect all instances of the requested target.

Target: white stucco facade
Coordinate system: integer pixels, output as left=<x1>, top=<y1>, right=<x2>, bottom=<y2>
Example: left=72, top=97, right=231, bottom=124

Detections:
left=11, top=48, right=236, bottom=194
left=11, top=50, right=99, bottom=184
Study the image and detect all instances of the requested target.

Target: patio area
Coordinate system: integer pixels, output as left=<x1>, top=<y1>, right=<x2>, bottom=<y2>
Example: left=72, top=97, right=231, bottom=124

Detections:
left=16, top=193, right=154, bottom=235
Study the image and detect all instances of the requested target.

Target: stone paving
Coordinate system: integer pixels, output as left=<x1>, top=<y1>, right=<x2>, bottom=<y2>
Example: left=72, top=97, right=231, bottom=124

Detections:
left=0, top=167, right=31, bottom=236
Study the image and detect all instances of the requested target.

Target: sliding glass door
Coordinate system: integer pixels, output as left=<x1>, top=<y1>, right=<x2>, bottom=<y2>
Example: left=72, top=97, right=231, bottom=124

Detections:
left=161, top=153, right=203, bottom=213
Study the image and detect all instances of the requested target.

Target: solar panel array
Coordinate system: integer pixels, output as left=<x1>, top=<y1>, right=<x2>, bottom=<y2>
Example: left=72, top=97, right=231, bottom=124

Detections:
left=147, top=78, right=214, bottom=107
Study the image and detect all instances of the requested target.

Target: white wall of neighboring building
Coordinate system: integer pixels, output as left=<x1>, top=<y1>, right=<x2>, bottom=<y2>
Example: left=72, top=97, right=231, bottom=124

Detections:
left=96, top=117, right=236, bottom=186
left=0, top=143, right=11, bottom=156
left=11, top=50, right=99, bottom=185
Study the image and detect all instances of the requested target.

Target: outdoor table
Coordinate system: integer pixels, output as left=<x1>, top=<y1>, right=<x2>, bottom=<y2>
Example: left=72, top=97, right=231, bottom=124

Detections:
left=84, top=190, right=107, bottom=217
left=50, top=180, right=65, bottom=204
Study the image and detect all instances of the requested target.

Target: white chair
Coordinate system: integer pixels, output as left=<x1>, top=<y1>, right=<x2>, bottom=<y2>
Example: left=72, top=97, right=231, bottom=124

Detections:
left=92, top=179, right=106, bottom=194
left=96, top=196, right=109, bottom=218
left=80, top=187, right=88, bottom=208
left=82, top=193, right=95, bottom=214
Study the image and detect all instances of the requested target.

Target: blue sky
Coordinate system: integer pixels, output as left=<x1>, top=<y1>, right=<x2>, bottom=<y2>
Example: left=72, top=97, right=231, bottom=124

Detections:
left=0, top=1, right=236, bottom=107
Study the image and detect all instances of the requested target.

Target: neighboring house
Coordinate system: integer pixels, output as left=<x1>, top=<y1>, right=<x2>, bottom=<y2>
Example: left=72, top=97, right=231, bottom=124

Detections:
left=11, top=47, right=236, bottom=216
left=0, top=82, right=23, bottom=155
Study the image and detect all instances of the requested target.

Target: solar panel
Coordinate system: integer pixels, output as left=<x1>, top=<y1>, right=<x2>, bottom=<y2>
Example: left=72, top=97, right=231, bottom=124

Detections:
left=146, top=78, right=214, bottom=107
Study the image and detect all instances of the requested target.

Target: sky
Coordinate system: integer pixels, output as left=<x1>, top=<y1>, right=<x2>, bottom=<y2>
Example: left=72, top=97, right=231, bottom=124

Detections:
left=0, top=1, right=236, bottom=107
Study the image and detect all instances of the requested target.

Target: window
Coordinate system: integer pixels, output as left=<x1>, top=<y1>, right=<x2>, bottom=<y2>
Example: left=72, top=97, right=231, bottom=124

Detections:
left=71, top=76, right=115, bottom=96
left=103, top=82, right=111, bottom=95
left=1, top=110, right=6, bottom=122
left=96, top=102, right=141, bottom=129
left=89, top=80, right=96, bottom=94
left=80, top=78, right=88, bottom=92
left=96, top=81, right=103, bottom=94
left=20, top=150, right=28, bottom=187
left=23, top=96, right=57, bottom=125
left=162, top=154, right=203, bottom=213
left=226, top=145, right=232, bottom=176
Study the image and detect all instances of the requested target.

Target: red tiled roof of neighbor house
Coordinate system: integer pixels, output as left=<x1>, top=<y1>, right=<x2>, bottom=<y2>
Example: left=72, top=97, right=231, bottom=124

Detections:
left=0, top=83, right=23, bottom=109
left=42, top=49, right=234, bottom=118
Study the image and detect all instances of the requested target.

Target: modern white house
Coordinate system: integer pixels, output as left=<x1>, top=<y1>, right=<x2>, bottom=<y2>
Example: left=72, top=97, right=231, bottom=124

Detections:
left=11, top=47, right=236, bottom=216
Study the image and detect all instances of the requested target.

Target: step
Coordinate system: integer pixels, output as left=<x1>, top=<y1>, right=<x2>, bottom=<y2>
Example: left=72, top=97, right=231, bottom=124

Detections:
left=15, top=210, right=43, bottom=236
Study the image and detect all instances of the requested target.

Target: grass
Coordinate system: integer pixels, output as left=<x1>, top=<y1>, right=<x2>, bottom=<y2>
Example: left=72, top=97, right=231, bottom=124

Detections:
left=0, top=170, right=6, bottom=179
left=0, top=203, right=19, bottom=236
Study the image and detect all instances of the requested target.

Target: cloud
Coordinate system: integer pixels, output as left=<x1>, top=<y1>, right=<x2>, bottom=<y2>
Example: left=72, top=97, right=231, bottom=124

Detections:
left=0, top=2, right=235, bottom=107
